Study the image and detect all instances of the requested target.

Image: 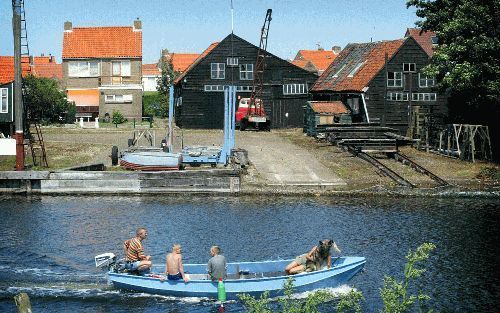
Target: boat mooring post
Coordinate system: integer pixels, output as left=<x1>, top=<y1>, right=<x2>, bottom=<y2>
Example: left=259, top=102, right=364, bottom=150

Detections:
left=14, top=292, right=32, bottom=313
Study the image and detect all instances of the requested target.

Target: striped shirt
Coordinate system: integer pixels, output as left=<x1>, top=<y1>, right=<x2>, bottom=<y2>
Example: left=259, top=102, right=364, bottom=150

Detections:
left=124, top=237, right=145, bottom=262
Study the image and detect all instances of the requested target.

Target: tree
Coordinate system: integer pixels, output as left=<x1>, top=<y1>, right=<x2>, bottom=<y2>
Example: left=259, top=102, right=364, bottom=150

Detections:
left=157, top=53, right=180, bottom=117
left=22, top=75, right=75, bottom=124
left=407, top=0, right=499, bottom=104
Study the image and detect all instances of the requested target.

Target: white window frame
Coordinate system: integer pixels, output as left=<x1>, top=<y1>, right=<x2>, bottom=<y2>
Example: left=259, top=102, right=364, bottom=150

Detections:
left=332, top=64, right=347, bottom=78
left=411, top=93, right=437, bottom=101
left=236, top=86, right=254, bottom=92
left=104, top=94, right=133, bottom=103
left=386, top=92, right=409, bottom=101
left=418, top=74, right=435, bottom=87
left=68, top=61, right=100, bottom=77
left=403, top=63, right=416, bottom=72
left=0, top=88, right=8, bottom=113
left=111, top=60, right=131, bottom=77
left=348, top=62, right=365, bottom=77
left=211, top=63, right=225, bottom=79
left=387, top=72, right=403, bottom=87
left=227, top=57, right=239, bottom=66
left=283, top=83, right=307, bottom=95
left=240, top=64, right=254, bottom=80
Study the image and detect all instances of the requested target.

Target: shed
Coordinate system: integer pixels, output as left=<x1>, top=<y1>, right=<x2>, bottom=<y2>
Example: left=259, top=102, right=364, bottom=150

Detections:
left=304, top=101, right=351, bottom=136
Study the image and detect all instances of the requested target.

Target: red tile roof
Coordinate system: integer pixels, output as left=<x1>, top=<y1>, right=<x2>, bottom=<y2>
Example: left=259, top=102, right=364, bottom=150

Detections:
left=173, top=42, right=220, bottom=84
left=142, top=63, right=160, bottom=75
left=0, top=56, right=31, bottom=84
left=31, top=56, right=62, bottom=80
left=291, top=59, right=318, bottom=73
left=295, top=49, right=338, bottom=71
left=405, top=28, right=437, bottom=56
left=310, top=101, right=350, bottom=114
left=312, top=39, right=405, bottom=92
left=62, top=26, right=142, bottom=59
left=170, top=53, right=200, bottom=73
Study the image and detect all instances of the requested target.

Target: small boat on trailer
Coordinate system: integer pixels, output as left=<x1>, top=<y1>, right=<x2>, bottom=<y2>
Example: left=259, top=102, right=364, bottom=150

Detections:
left=119, top=149, right=182, bottom=171
left=95, top=254, right=365, bottom=299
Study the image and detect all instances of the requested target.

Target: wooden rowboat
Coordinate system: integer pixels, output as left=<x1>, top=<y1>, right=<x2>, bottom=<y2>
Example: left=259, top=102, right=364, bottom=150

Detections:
left=120, top=150, right=182, bottom=171
left=107, top=257, right=365, bottom=299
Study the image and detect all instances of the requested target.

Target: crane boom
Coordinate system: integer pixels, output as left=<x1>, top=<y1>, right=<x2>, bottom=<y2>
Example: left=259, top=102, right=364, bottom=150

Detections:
left=249, top=9, right=272, bottom=116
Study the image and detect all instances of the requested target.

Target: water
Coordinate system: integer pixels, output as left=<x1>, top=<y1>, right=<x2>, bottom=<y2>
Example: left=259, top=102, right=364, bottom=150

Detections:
left=0, top=195, right=498, bottom=312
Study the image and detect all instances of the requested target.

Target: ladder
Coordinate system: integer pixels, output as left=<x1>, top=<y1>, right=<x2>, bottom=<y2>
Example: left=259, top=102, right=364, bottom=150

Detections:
left=17, top=0, right=48, bottom=167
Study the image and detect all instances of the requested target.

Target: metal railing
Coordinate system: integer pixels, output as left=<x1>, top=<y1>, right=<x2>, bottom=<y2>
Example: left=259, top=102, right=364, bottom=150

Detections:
left=98, top=76, right=141, bottom=86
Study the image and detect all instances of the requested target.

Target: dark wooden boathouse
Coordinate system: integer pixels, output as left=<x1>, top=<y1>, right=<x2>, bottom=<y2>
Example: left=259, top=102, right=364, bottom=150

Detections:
left=173, top=34, right=318, bottom=129
left=310, top=37, right=448, bottom=135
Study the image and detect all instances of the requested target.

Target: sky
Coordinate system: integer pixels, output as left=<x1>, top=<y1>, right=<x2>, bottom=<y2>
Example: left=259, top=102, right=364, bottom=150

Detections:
left=0, top=0, right=420, bottom=64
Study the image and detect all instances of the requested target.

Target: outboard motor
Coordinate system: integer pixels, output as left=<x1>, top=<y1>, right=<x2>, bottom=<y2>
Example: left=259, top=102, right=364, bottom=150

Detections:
left=95, top=253, right=116, bottom=269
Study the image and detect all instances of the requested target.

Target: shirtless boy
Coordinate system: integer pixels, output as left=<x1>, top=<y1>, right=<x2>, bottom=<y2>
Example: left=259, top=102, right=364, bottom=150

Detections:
left=165, top=244, right=189, bottom=282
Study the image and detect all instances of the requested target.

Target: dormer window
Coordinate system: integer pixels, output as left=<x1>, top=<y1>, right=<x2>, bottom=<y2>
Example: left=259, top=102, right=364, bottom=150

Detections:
left=403, top=63, right=416, bottom=72
left=431, top=36, right=438, bottom=45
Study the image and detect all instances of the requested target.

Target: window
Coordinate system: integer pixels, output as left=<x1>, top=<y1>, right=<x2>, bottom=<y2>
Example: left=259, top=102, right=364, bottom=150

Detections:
left=283, top=83, right=307, bottom=95
left=386, top=92, right=409, bottom=101
left=431, top=36, right=438, bottom=45
left=418, top=74, right=435, bottom=87
left=403, top=63, right=416, bottom=72
left=348, top=62, right=365, bottom=77
left=227, top=57, right=239, bottom=66
left=204, top=85, right=225, bottom=92
left=68, top=61, right=99, bottom=77
left=332, top=64, right=347, bottom=78
left=211, top=63, right=225, bottom=79
left=411, top=93, right=437, bottom=101
left=204, top=85, right=254, bottom=92
left=0, top=88, right=8, bottom=113
left=387, top=72, right=403, bottom=87
left=112, top=61, right=131, bottom=76
left=105, top=94, right=133, bottom=102
left=240, top=64, right=254, bottom=80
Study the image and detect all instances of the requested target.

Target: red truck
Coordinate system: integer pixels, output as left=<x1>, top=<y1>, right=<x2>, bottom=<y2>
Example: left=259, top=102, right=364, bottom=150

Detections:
left=235, top=98, right=271, bottom=131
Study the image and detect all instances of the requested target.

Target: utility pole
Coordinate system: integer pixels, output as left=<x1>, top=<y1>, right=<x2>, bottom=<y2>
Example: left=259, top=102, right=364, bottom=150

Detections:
left=382, top=52, right=388, bottom=127
left=12, top=0, right=24, bottom=170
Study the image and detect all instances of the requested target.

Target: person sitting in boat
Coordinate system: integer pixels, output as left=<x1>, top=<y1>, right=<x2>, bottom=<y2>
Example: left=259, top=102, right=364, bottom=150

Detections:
left=207, top=245, right=227, bottom=281
left=123, top=227, right=152, bottom=274
left=285, top=239, right=341, bottom=275
left=165, top=244, right=189, bottom=282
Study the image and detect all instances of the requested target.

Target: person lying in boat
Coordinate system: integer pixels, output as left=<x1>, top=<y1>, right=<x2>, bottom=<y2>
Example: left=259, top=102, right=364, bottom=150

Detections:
left=123, top=227, right=152, bottom=274
left=285, top=239, right=341, bottom=275
left=207, top=245, right=227, bottom=281
left=165, top=244, right=189, bottom=282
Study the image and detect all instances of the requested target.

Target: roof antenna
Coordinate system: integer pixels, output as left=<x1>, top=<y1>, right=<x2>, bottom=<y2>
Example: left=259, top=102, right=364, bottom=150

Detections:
left=231, top=0, right=234, bottom=34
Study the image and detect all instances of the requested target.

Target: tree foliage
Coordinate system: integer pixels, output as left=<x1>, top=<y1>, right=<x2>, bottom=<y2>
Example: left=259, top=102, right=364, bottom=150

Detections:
left=23, top=74, right=75, bottom=124
left=157, top=54, right=180, bottom=117
left=406, top=0, right=500, bottom=107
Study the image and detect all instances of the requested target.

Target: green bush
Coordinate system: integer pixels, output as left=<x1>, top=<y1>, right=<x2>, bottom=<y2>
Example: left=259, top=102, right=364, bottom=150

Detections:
left=112, top=110, right=126, bottom=125
left=142, top=91, right=162, bottom=117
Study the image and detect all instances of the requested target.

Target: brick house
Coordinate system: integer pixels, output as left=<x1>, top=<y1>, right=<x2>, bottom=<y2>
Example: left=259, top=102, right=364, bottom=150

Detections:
left=62, top=20, right=143, bottom=119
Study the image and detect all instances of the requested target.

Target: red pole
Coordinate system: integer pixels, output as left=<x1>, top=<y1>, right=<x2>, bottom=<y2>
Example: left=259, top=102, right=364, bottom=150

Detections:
left=15, top=132, right=24, bottom=170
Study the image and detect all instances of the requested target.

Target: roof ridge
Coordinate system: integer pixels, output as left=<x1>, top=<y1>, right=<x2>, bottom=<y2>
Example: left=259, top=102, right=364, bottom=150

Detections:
left=73, top=26, right=133, bottom=29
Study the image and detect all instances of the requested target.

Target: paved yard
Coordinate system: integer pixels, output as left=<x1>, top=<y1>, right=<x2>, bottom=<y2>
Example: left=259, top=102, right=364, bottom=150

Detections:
left=41, top=128, right=345, bottom=186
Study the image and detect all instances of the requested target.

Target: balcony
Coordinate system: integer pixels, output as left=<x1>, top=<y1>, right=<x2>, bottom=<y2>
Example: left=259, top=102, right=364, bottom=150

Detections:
left=98, top=76, right=141, bottom=87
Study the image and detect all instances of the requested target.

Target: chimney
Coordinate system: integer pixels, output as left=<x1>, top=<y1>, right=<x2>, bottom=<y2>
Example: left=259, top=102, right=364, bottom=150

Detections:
left=64, top=21, right=72, bottom=32
left=332, top=46, right=341, bottom=54
left=133, top=18, right=142, bottom=31
left=49, top=55, right=55, bottom=63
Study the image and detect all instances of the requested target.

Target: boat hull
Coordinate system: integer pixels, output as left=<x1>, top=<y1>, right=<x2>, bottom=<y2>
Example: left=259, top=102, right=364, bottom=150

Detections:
left=120, top=151, right=182, bottom=171
left=108, top=257, right=365, bottom=299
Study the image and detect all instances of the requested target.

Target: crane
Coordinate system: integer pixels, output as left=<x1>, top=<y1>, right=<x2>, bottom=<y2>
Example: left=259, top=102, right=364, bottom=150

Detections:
left=237, top=9, right=272, bottom=131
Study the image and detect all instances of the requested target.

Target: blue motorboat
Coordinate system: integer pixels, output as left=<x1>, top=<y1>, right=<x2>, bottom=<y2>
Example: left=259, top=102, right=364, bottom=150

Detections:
left=97, top=255, right=365, bottom=299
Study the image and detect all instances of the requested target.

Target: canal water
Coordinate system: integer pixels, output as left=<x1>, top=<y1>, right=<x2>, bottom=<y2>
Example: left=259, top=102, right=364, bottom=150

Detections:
left=0, top=195, right=498, bottom=312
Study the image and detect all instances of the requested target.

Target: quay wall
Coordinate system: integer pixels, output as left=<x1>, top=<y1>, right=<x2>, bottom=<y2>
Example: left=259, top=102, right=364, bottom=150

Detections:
left=0, top=169, right=240, bottom=194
